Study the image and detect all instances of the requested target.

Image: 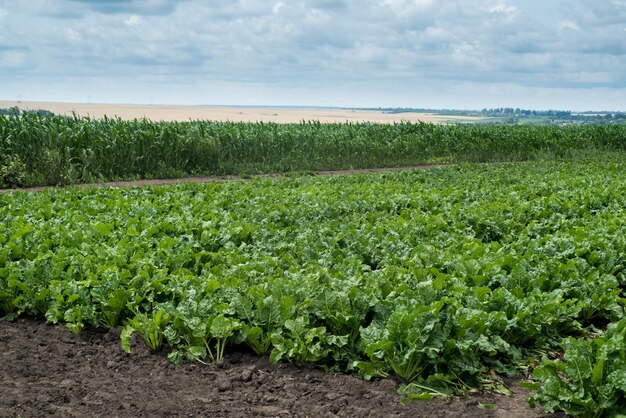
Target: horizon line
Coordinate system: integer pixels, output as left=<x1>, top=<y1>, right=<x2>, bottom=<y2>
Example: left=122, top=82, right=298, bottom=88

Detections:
left=0, top=99, right=624, bottom=114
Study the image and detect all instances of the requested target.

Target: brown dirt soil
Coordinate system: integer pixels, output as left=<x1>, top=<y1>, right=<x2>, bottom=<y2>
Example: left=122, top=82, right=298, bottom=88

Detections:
left=0, top=318, right=562, bottom=418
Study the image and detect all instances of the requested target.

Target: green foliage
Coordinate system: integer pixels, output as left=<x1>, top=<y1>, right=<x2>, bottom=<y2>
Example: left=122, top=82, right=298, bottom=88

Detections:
left=231, top=292, right=295, bottom=355
left=1, top=157, right=626, bottom=399
left=360, top=299, right=455, bottom=381
left=0, top=154, right=27, bottom=188
left=528, top=319, right=626, bottom=417
left=1, top=112, right=625, bottom=187
left=122, top=309, right=171, bottom=352
left=270, top=316, right=349, bottom=364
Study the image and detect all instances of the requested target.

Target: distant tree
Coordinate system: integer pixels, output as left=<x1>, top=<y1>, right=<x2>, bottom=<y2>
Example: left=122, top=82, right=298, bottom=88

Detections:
left=0, top=107, right=20, bottom=115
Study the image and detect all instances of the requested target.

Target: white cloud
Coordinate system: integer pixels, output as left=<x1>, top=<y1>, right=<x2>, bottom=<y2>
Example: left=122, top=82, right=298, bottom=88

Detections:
left=559, top=20, right=580, bottom=32
left=351, top=43, right=386, bottom=63
left=304, top=8, right=330, bottom=24
left=272, top=2, right=285, bottom=14
left=575, top=72, right=614, bottom=83
left=451, top=41, right=486, bottom=69
left=487, top=3, right=518, bottom=14
left=1, top=0, right=625, bottom=110
left=485, top=2, right=518, bottom=23
left=0, top=51, right=26, bottom=68
left=380, top=0, right=435, bottom=16
left=124, top=15, right=141, bottom=27
left=65, top=28, right=81, bottom=41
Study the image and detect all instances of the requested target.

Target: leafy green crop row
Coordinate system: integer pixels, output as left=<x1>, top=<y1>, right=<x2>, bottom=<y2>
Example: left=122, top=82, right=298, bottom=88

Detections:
left=527, top=318, right=626, bottom=417
left=1, top=112, right=625, bottom=187
left=1, top=157, right=626, bottom=414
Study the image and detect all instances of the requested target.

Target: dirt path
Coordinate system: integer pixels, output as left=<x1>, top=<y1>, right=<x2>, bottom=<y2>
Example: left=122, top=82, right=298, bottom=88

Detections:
left=0, top=164, right=450, bottom=194
left=0, top=318, right=560, bottom=418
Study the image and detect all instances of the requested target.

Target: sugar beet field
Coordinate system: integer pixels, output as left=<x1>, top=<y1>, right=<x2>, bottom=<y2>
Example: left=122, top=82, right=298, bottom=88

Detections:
left=1, top=114, right=626, bottom=417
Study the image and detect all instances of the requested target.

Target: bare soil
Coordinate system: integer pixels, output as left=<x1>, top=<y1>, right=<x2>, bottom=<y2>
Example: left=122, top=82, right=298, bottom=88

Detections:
left=0, top=318, right=562, bottom=418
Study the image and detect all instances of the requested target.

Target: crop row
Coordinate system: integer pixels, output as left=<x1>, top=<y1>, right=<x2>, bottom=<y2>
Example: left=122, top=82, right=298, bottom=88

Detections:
left=1, top=113, right=625, bottom=187
left=1, top=157, right=625, bottom=413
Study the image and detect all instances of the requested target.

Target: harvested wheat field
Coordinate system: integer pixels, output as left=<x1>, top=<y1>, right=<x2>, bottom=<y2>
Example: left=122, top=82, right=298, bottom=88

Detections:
left=0, top=100, right=483, bottom=124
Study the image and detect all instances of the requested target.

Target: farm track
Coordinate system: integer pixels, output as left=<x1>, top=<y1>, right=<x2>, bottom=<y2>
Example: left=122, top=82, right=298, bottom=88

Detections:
left=0, top=164, right=452, bottom=193
left=0, top=164, right=454, bottom=193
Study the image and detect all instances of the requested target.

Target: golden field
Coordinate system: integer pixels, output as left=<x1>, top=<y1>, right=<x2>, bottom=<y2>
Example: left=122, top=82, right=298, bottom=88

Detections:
left=0, top=100, right=483, bottom=124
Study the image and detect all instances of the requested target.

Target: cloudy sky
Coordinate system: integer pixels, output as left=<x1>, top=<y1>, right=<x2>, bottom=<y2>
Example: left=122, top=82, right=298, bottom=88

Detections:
left=1, top=0, right=625, bottom=110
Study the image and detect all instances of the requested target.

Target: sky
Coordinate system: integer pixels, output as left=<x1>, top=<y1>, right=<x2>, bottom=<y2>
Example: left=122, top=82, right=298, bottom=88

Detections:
left=1, top=0, right=625, bottom=110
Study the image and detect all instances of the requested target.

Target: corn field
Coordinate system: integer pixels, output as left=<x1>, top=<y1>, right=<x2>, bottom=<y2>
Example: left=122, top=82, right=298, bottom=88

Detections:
left=1, top=113, right=625, bottom=187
